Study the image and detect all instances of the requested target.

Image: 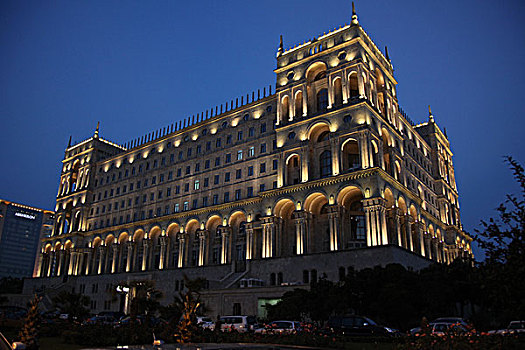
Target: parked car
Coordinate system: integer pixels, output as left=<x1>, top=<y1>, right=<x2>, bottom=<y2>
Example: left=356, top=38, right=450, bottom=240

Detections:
left=196, top=316, right=215, bottom=330
left=326, top=315, right=399, bottom=337
left=255, top=320, right=302, bottom=334
left=220, top=315, right=258, bottom=332
left=430, top=317, right=469, bottom=327
left=411, top=322, right=470, bottom=336
left=488, top=320, right=525, bottom=335
left=82, top=315, right=117, bottom=326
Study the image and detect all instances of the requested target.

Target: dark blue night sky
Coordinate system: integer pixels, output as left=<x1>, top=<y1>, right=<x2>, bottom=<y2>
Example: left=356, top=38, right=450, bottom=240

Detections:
left=1, top=0, right=524, bottom=259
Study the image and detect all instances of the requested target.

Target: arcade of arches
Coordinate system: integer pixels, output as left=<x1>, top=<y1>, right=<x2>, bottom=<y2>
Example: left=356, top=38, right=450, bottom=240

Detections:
left=36, top=186, right=460, bottom=278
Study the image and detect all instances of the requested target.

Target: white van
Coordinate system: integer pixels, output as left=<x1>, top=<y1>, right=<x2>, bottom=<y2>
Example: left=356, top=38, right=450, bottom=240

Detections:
left=220, top=315, right=258, bottom=332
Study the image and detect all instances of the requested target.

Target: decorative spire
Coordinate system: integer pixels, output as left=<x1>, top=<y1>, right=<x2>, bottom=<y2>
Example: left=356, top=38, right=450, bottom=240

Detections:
left=67, top=135, right=72, bottom=148
left=428, top=105, right=434, bottom=123
left=385, top=46, right=390, bottom=61
left=94, top=121, right=100, bottom=138
left=277, top=35, right=283, bottom=56
left=351, top=1, right=359, bottom=26
left=443, top=127, right=448, bottom=138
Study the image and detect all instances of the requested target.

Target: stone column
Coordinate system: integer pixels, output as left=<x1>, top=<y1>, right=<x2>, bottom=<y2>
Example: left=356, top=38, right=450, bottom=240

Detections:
left=111, top=245, right=118, bottom=273
left=362, top=198, right=388, bottom=246
left=406, top=216, right=414, bottom=252
left=302, top=83, right=308, bottom=116
left=327, top=205, right=342, bottom=251
left=300, top=145, right=309, bottom=182
left=293, top=211, right=308, bottom=255
left=358, top=133, right=369, bottom=169
left=159, top=236, right=167, bottom=269
left=342, top=71, right=348, bottom=103
left=165, top=237, right=172, bottom=269
left=126, top=243, right=133, bottom=272
left=67, top=251, right=76, bottom=276
left=97, top=246, right=105, bottom=274
left=330, top=137, right=340, bottom=176
left=56, top=250, right=64, bottom=276
left=198, top=230, right=207, bottom=266
left=141, top=240, right=149, bottom=271
left=357, top=65, right=366, bottom=98
left=84, top=248, right=92, bottom=275
left=277, top=154, right=284, bottom=188
left=245, top=223, right=254, bottom=260
left=177, top=235, right=186, bottom=268
left=218, top=226, right=231, bottom=265
left=261, top=216, right=278, bottom=258
left=76, top=251, right=84, bottom=276
left=393, top=208, right=403, bottom=247
left=412, top=221, right=424, bottom=256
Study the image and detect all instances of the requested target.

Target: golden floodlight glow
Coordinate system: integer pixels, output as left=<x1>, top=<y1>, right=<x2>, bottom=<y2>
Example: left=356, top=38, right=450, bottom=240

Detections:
left=179, top=226, right=184, bottom=233
left=104, top=164, right=110, bottom=172
left=329, top=123, right=339, bottom=132
left=231, top=118, right=239, bottom=127
left=266, top=207, right=272, bottom=216
left=129, top=156, right=134, bottom=163
left=174, top=140, right=181, bottom=147
left=200, top=222, right=205, bottom=230
left=116, top=160, right=122, bottom=168
left=158, top=145, right=164, bottom=153
left=296, top=201, right=302, bottom=210
left=329, top=195, right=335, bottom=205
left=253, top=111, right=261, bottom=119
left=247, top=213, right=252, bottom=222
left=365, top=188, right=371, bottom=198
left=143, top=151, right=149, bottom=158
left=276, top=138, right=284, bottom=148
left=192, top=134, right=198, bottom=141
left=210, top=128, right=217, bottom=134
left=223, top=217, right=227, bottom=226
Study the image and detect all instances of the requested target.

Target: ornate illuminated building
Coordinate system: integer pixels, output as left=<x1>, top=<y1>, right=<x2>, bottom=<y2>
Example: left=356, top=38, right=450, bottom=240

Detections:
left=25, top=5, right=473, bottom=316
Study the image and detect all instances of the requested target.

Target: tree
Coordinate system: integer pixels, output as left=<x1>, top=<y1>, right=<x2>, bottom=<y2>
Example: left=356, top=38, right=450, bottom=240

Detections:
left=19, top=294, right=41, bottom=350
left=119, top=280, right=162, bottom=318
left=52, top=291, right=90, bottom=321
left=173, top=275, right=206, bottom=343
left=474, top=157, right=525, bottom=324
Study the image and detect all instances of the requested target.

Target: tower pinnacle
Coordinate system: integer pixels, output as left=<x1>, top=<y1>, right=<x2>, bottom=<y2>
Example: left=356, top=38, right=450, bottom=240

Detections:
left=277, top=35, right=283, bottom=56
left=385, top=46, right=390, bottom=61
left=428, top=105, right=434, bottom=123
left=67, top=135, right=72, bottom=148
left=351, top=2, right=359, bottom=26
left=94, top=121, right=100, bottom=139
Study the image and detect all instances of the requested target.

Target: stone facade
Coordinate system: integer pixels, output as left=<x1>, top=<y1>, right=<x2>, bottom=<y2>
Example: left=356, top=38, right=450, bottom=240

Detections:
left=24, top=6, right=473, bottom=317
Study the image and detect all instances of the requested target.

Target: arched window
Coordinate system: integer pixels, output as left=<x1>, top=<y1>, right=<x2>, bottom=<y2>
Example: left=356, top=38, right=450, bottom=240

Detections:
left=295, top=91, right=303, bottom=117
left=349, top=73, right=359, bottom=99
left=342, top=139, right=360, bottom=171
left=333, top=78, right=343, bottom=106
left=286, top=154, right=301, bottom=185
left=317, top=89, right=328, bottom=111
left=281, top=95, right=290, bottom=121
left=270, top=273, right=276, bottom=286
left=319, top=150, right=332, bottom=178
left=277, top=272, right=283, bottom=285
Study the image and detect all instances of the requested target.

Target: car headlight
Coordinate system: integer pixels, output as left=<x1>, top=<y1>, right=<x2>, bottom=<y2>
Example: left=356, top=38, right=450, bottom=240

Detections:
left=384, top=327, right=395, bottom=333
